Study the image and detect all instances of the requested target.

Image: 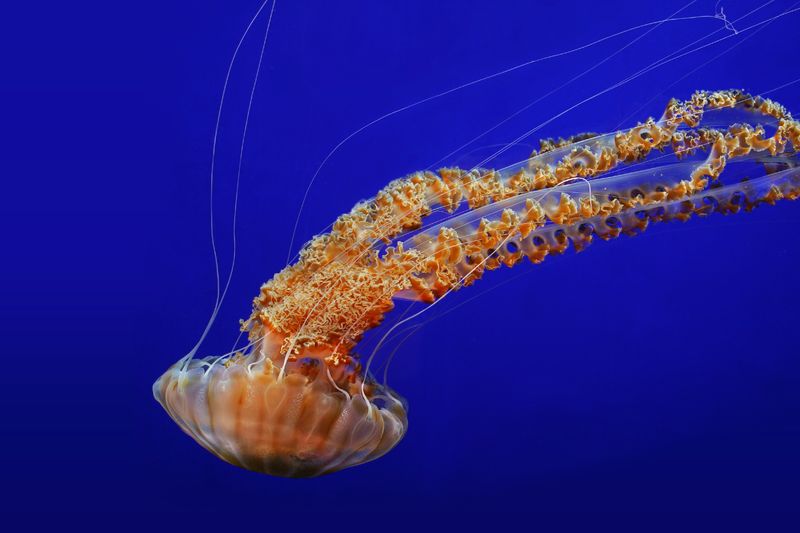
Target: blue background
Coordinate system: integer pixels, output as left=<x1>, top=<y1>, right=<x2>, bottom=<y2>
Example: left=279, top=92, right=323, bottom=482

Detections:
left=3, top=0, right=800, bottom=524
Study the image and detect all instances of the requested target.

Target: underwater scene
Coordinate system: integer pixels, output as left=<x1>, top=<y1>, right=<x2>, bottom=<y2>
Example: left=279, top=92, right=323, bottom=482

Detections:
left=4, top=0, right=800, bottom=524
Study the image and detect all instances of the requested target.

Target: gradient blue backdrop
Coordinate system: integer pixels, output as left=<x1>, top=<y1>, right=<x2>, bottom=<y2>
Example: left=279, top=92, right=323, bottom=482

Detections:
left=4, top=0, right=800, bottom=524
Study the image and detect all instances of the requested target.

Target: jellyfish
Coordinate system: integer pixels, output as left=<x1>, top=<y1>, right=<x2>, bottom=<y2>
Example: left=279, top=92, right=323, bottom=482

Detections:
left=154, top=88, right=800, bottom=477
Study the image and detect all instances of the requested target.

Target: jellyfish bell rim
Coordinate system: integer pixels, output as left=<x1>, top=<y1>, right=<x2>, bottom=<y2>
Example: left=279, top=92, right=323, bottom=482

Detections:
left=153, top=353, right=409, bottom=478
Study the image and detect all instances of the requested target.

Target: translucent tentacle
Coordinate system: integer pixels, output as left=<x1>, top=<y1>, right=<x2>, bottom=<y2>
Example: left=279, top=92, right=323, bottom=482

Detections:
left=238, top=90, right=799, bottom=372
left=407, top=159, right=800, bottom=298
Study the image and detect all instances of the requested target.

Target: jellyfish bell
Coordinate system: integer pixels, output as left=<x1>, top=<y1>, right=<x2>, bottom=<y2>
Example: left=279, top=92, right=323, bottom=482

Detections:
left=153, top=334, right=408, bottom=478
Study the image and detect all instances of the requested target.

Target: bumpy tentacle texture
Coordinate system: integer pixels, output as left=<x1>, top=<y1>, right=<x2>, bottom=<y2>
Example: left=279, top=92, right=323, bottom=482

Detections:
left=248, top=89, right=800, bottom=364
left=155, top=90, right=800, bottom=477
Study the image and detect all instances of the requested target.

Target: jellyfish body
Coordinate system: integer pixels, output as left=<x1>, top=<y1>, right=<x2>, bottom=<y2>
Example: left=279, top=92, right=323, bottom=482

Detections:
left=156, top=90, right=800, bottom=477
left=153, top=341, right=407, bottom=477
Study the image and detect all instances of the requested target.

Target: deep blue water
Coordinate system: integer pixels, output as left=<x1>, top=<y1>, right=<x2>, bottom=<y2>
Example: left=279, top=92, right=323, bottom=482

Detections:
left=4, top=0, right=800, bottom=524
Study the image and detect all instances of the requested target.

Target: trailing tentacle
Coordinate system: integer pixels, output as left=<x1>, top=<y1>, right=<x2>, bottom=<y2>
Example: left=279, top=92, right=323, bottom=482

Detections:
left=245, top=90, right=800, bottom=367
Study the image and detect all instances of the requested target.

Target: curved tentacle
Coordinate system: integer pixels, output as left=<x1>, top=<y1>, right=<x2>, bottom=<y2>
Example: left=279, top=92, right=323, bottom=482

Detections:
left=244, top=90, right=799, bottom=374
